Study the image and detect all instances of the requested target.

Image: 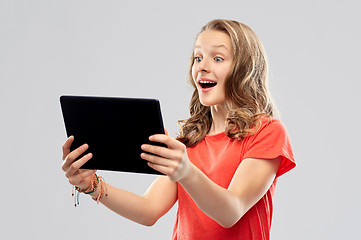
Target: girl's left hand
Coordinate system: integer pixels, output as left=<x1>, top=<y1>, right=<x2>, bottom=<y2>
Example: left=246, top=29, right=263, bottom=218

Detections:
left=140, top=134, right=192, bottom=182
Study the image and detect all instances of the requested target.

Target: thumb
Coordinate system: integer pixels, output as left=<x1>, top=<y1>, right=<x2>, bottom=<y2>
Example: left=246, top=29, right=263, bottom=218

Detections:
left=164, top=128, right=169, bottom=136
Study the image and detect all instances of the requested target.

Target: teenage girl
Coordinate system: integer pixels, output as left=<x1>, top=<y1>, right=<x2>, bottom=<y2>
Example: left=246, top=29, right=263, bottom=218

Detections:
left=61, top=19, right=295, bottom=240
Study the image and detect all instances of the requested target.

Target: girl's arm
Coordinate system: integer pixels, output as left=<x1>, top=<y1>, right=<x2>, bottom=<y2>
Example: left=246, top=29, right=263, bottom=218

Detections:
left=62, top=136, right=177, bottom=226
left=141, top=134, right=282, bottom=228
left=179, top=156, right=281, bottom=228
left=88, top=175, right=177, bottom=226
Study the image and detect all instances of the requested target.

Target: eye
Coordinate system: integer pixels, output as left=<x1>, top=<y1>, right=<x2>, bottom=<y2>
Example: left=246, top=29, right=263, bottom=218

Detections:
left=214, top=57, right=224, bottom=62
left=194, top=56, right=202, bottom=62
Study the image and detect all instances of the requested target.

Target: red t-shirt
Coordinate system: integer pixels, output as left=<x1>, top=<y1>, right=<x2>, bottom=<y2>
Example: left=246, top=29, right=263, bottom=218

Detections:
left=172, top=118, right=295, bottom=240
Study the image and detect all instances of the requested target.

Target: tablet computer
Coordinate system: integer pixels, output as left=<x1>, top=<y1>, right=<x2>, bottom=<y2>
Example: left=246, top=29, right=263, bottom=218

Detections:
left=60, top=95, right=165, bottom=175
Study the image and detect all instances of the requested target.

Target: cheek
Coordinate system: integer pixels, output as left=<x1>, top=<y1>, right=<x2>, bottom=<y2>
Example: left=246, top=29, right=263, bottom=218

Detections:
left=220, top=65, right=232, bottom=82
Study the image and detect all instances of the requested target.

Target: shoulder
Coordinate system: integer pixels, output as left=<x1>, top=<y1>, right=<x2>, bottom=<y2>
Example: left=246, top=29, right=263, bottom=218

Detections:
left=254, top=117, right=287, bottom=136
left=243, top=117, right=296, bottom=176
left=244, top=117, right=292, bottom=151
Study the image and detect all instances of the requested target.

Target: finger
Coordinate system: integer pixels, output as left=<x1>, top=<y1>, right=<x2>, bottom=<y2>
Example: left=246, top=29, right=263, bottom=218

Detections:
left=141, top=152, right=174, bottom=168
left=68, top=169, right=97, bottom=186
left=62, top=136, right=74, bottom=160
left=149, top=134, right=183, bottom=149
left=164, top=128, right=169, bottom=136
left=147, top=162, right=172, bottom=176
left=141, top=144, right=177, bottom=159
left=62, top=144, right=89, bottom=171
left=65, top=152, right=93, bottom=177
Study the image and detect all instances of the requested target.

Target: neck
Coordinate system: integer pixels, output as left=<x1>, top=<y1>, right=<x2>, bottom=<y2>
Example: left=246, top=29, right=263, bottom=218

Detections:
left=209, top=104, right=227, bottom=135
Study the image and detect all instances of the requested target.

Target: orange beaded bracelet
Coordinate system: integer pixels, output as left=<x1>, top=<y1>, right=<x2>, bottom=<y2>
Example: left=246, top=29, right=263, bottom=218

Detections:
left=72, top=174, right=107, bottom=207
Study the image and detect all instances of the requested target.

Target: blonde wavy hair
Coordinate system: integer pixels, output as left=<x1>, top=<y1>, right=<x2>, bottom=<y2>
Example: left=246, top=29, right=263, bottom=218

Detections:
left=177, top=19, right=277, bottom=147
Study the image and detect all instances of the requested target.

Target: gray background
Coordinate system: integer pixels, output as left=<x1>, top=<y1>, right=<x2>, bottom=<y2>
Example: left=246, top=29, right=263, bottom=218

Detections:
left=1, top=0, right=360, bottom=239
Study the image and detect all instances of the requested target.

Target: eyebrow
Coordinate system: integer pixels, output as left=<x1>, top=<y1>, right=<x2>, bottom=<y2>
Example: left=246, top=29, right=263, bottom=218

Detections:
left=194, top=44, right=229, bottom=50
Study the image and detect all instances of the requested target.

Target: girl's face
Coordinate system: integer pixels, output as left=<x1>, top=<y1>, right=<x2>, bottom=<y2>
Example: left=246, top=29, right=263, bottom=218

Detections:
left=192, top=30, right=233, bottom=107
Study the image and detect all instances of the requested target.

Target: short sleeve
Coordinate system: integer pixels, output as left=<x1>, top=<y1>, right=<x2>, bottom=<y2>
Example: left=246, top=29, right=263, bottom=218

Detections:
left=243, top=119, right=296, bottom=177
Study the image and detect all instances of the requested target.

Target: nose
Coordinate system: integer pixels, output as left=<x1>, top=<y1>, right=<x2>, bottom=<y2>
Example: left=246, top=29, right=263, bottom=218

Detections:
left=197, top=58, right=209, bottom=73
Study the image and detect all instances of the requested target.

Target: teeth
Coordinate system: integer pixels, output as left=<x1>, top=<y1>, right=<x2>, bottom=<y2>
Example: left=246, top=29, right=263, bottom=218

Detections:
left=199, top=81, right=215, bottom=84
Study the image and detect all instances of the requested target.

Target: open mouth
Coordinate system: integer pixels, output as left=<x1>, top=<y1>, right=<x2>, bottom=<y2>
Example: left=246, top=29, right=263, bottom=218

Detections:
left=199, top=80, right=217, bottom=89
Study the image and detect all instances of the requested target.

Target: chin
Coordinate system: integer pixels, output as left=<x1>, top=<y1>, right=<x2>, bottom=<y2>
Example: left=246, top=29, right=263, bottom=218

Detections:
left=199, top=99, right=217, bottom=107
left=197, top=90, right=226, bottom=107
left=200, top=102, right=212, bottom=107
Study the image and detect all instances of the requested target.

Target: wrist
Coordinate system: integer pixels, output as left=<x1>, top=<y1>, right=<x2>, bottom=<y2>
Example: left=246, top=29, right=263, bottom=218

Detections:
left=75, top=174, right=99, bottom=193
left=72, top=174, right=108, bottom=207
left=179, top=163, right=198, bottom=186
left=89, top=175, right=108, bottom=203
left=88, top=182, right=101, bottom=198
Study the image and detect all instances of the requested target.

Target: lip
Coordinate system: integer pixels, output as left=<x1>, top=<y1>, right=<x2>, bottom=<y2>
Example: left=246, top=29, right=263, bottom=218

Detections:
left=197, top=78, right=217, bottom=92
left=200, top=86, right=215, bottom=92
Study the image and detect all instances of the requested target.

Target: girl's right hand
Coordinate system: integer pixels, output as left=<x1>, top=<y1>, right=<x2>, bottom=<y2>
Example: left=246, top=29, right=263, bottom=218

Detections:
left=61, top=136, right=97, bottom=190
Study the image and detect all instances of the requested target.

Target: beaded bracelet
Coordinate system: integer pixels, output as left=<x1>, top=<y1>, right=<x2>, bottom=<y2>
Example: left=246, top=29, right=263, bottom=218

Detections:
left=72, top=174, right=107, bottom=207
left=91, top=175, right=108, bottom=204
left=75, top=174, right=99, bottom=193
